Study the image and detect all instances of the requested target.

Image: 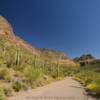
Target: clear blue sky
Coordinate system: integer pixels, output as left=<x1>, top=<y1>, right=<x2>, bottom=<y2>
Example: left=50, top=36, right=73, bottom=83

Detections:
left=0, top=0, right=100, bottom=58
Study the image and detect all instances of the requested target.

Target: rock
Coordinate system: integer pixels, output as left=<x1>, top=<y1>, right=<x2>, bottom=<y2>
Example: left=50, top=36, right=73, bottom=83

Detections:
left=0, top=16, right=14, bottom=36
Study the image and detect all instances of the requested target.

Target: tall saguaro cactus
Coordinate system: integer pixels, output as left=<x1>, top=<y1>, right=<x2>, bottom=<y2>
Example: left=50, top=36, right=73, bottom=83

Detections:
left=56, top=55, right=62, bottom=79
left=56, top=60, right=60, bottom=78
left=15, top=48, right=20, bottom=66
left=33, top=55, right=37, bottom=68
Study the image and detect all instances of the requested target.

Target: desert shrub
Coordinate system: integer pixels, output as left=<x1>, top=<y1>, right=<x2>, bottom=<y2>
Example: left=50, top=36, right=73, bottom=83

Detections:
left=43, top=75, right=54, bottom=84
left=24, top=66, right=43, bottom=88
left=0, top=86, right=7, bottom=100
left=4, top=87, right=13, bottom=97
left=86, top=83, right=100, bottom=96
left=13, top=81, right=23, bottom=92
left=0, top=67, right=11, bottom=82
left=73, top=76, right=81, bottom=81
left=86, top=83, right=97, bottom=92
left=74, top=65, right=100, bottom=97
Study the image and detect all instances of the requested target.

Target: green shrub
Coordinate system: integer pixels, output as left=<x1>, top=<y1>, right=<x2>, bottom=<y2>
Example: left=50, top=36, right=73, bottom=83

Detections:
left=13, top=81, right=23, bottom=92
left=86, top=83, right=100, bottom=96
left=0, top=86, right=7, bottom=100
left=86, top=83, right=97, bottom=91
left=24, top=66, right=43, bottom=87
left=0, top=67, right=11, bottom=82
left=73, top=76, right=81, bottom=81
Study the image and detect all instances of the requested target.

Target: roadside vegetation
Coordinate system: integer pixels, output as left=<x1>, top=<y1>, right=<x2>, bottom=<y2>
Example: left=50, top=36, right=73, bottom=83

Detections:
left=73, top=56, right=100, bottom=98
left=0, top=35, right=78, bottom=100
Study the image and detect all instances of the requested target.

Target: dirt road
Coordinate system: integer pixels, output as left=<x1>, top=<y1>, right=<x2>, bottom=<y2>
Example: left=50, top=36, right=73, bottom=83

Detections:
left=9, top=77, right=97, bottom=100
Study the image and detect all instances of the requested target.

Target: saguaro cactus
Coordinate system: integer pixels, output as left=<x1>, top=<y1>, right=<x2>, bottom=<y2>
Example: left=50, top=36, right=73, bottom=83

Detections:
left=56, top=60, right=60, bottom=78
left=15, top=49, right=20, bottom=66
left=33, top=55, right=37, bottom=68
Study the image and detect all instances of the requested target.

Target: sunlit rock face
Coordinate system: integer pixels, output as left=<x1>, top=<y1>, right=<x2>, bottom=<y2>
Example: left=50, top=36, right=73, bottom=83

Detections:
left=0, top=16, right=14, bottom=36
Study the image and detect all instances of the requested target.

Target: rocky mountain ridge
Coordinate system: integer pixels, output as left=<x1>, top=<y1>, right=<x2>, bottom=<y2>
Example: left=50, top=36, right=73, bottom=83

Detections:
left=0, top=16, right=76, bottom=66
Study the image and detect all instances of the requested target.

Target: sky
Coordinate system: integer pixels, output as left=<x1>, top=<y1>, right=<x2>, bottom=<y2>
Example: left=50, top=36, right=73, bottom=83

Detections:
left=0, top=0, right=100, bottom=58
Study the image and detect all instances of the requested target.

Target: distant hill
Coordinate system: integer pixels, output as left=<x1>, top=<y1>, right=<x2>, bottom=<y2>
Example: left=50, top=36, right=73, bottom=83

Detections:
left=73, top=54, right=100, bottom=66
left=37, top=48, right=76, bottom=65
left=74, top=54, right=95, bottom=61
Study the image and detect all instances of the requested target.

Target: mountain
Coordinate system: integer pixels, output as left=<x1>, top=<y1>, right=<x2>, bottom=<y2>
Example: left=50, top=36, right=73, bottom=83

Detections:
left=0, top=16, right=14, bottom=36
left=38, top=48, right=76, bottom=65
left=0, top=15, right=76, bottom=66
